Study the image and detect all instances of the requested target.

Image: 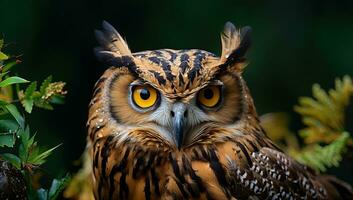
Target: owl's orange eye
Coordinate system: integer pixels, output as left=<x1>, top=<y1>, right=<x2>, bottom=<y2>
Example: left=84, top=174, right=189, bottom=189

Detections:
left=197, top=86, right=221, bottom=108
left=132, top=85, right=158, bottom=109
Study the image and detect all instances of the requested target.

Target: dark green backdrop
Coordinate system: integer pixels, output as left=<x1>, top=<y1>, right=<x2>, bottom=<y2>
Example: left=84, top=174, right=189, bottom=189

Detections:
left=1, top=0, right=352, bottom=184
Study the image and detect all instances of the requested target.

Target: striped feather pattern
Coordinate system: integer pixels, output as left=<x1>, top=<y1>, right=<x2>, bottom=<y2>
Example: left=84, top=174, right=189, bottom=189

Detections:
left=86, top=21, right=353, bottom=200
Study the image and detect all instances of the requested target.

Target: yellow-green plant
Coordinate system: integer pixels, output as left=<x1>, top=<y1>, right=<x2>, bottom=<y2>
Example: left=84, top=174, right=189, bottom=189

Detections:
left=261, top=76, right=352, bottom=172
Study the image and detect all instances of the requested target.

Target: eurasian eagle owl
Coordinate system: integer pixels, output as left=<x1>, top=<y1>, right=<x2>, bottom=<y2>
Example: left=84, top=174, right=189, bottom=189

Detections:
left=87, top=21, right=353, bottom=200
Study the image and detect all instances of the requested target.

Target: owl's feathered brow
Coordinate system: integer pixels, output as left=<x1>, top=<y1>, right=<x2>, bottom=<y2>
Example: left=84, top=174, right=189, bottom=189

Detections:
left=86, top=21, right=353, bottom=200
left=94, top=21, right=250, bottom=99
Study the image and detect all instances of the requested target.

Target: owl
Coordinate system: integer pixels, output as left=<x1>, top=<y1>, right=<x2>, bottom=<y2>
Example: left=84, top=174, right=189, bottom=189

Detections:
left=87, top=21, right=353, bottom=200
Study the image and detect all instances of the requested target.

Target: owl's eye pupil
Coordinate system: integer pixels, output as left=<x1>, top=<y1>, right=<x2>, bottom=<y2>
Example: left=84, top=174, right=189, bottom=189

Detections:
left=204, top=88, right=214, bottom=99
left=197, top=86, right=221, bottom=108
left=140, top=88, right=150, bottom=100
left=132, top=85, right=159, bottom=109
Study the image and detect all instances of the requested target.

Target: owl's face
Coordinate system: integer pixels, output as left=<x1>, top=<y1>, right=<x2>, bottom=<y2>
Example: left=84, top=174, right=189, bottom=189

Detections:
left=109, top=50, right=244, bottom=148
left=94, top=21, right=253, bottom=149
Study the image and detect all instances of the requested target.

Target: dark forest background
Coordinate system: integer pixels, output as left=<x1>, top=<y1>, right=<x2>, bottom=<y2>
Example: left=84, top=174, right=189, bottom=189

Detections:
left=1, top=0, right=353, bottom=184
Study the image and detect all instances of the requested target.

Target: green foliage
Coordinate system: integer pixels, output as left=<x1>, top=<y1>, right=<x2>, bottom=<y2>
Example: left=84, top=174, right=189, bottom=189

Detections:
left=0, top=38, right=69, bottom=199
left=18, top=75, right=67, bottom=113
left=0, top=133, right=16, bottom=148
left=294, top=75, right=353, bottom=144
left=4, top=125, right=62, bottom=167
left=0, top=76, right=28, bottom=87
left=0, top=104, right=25, bottom=148
left=293, top=132, right=350, bottom=172
left=0, top=38, right=8, bottom=61
left=262, top=76, right=353, bottom=172
left=37, top=174, right=71, bottom=200
left=1, top=152, right=21, bottom=169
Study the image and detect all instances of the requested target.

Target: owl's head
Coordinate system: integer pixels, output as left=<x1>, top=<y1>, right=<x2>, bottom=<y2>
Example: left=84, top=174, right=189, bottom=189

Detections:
left=91, top=21, right=258, bottom=150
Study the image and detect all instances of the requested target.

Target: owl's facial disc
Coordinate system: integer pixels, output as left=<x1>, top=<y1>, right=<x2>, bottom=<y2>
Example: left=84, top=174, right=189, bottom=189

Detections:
left=121, top=75, right=241, bottom=148
left=128, top=81, right=223, bottom=148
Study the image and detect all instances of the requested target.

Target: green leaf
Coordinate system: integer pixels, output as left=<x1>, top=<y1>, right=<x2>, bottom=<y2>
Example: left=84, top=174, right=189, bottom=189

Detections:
left=1, top=153, right=21, bottom=169
left=18, top=126, right=32, bottom=162
left=20, top=126, right=30, bottom=146
left=0, top=119, right=19, bottom=131
left=0, top=132, right=15, bottom=147
left=23, top=98, right=34, bottom=113
left=25, top=81, right=37, bottom=98
left=3, top=60, right=18, bottom=72
left=27, top=133, right=36, bottom=150
left=4, top=104, right=24, bottom=128
left=48, top=174, right=71, bottom=200
left=37, top=188, right=48, bottom=200
left=294, top=132, right=350, bottom=172
left=0, top=51, right=8, bottom=61
left=0, top=76, right=28, bottom=87
left=28, top=143, right=39, bottom=162
left=18, top=143, right=26, bottom=162
left=40, top=76, right=52, bottom=95
left=28, top=144, right=61, bottom=165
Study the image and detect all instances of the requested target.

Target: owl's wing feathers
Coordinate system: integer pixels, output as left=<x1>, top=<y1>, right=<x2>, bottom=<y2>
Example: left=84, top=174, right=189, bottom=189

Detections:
left=318, top=175, right=353, bottom=200
left=94, top=21, right=133, bottom=66
left=222, top=146, right=353, bottom=199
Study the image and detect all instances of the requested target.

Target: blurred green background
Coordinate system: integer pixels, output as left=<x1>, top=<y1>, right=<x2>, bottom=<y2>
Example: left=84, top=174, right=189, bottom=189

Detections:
left=1, top=0, right=352, bottom=185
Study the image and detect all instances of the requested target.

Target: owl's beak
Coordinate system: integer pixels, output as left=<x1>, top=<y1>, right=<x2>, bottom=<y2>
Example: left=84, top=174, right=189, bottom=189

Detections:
left=171, top=103, right=188, bottom=149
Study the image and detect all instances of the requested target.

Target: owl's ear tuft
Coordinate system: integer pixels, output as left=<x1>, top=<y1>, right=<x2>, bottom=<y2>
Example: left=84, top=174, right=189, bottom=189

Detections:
left=220, top=22, right=251, bottom=73
left=94, top=21, right=133, bottom=67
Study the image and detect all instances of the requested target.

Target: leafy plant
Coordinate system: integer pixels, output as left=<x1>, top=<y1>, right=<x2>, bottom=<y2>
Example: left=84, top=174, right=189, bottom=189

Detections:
left=0, top=37, right=69, bottom=199
left=18, top=75, right=66, bottom=113
left=293, top=132, right=350, bottom=172
left=261, top=75, right=353, bottom=172
left=295, top=76, right=353, bottom=144
left=37, top=174, right=71, bottom=200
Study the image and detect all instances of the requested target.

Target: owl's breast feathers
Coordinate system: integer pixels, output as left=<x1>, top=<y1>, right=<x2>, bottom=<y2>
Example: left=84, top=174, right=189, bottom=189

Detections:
left=90, top=126, right=353, bottom=200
